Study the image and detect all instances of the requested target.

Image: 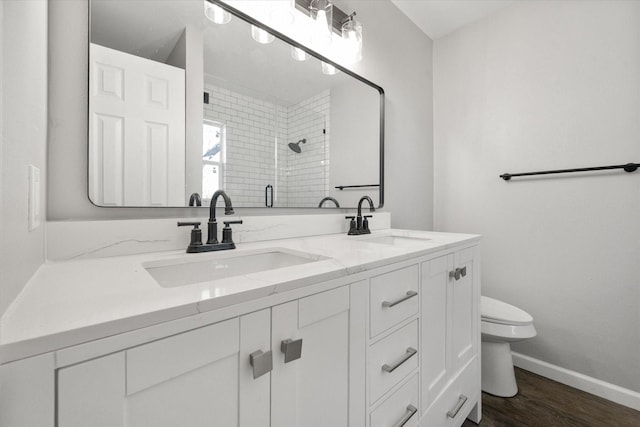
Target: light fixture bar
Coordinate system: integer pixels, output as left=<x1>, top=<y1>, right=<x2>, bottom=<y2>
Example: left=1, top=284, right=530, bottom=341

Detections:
left=294, top=0, right=349, bottom=34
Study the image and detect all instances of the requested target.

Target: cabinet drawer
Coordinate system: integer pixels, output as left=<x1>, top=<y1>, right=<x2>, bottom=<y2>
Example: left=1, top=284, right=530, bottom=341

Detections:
left=422, top=356, right=479, bottom=427
left=370, top=320, right=419, bottom=403
left=370, top=265, right=419, bottom=337
left=370, top=374, right=419, bottom=427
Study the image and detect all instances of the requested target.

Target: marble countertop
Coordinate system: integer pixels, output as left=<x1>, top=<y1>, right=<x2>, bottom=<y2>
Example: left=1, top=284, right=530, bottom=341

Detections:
left=0, top=229, right=480, bottom=364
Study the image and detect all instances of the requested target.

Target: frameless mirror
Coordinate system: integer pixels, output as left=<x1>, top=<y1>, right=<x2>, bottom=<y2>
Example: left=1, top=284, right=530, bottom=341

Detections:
left=89, top=0, right=384, bottom=208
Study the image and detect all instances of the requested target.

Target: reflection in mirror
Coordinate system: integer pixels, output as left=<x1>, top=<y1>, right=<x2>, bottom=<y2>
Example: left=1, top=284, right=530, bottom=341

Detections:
left=89, top=0, right=384, bottom=208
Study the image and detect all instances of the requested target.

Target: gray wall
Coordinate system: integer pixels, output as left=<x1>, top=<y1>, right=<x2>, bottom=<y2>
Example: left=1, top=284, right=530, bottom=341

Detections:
left=434, top=1, right=640, bottom=392
left=47, top=0, right=434, bottom=229
left=1, top=0, right=48, bottom=316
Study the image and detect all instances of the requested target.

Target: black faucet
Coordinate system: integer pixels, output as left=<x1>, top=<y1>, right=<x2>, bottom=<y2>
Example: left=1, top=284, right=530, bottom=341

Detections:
left=318, top=197, right=340, bottom=208
left=207, top=190, right=235, bottom=244
left=188, top=192, right=202, bottom=207
left=346, top=195, right=375, bottom=235
left=177, top=190, right=242, bottom=253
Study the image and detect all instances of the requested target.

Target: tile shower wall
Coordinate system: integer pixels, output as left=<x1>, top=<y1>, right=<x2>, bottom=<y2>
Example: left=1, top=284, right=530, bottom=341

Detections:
left=204, top=84, right=329, bottom=207
left=284, top=91, right=330, bottom=207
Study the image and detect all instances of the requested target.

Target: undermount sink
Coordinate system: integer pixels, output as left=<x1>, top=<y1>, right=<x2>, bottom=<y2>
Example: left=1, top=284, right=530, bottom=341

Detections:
left=144, top=249, right=324, bottom=288
left=362, top=234, right=431, bottom=247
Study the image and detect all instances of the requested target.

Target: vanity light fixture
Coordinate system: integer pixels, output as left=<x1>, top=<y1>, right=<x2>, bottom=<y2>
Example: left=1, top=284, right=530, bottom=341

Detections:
left=309, top=0, right=333, bottom=49
left=251, top=25, right=275, bottom=44
left=204, top=0, right=231, bottom=24
left=341, top=12, right=362, bottom=64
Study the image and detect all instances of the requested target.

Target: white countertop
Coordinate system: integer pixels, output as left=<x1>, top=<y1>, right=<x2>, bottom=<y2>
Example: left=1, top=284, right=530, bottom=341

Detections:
left=0, top=229, right=480, bottom=364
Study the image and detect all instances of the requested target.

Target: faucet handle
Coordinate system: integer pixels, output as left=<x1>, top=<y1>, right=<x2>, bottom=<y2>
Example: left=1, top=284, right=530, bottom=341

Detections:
left=222, top=220, right=243, bottom=244
left=177, top=221, right=201, bottom=227
left=345, top=216, right=358, bottom=235
left=177, top=222, right=203, bottom=248
left=362, top=215, right=373, bottom=234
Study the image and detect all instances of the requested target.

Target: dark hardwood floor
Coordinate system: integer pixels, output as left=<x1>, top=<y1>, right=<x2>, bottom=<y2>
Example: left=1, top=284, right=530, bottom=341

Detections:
left=462, top=368, right=640, bottom=427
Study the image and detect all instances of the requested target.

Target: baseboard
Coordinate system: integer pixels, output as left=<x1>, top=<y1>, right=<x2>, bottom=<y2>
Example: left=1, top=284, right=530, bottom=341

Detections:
left=512, top=352, right=640, bottom=411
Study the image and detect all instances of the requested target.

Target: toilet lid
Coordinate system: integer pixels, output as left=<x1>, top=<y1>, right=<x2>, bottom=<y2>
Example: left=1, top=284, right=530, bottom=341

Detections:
left=481, top=296, right=533, bottom=326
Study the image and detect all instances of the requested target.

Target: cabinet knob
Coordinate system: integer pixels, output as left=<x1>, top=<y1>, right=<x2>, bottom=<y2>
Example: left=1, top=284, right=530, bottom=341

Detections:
left=280, top=338, right=303, bottom=363
left=249, top=350, right=273, bottom=379
left=449, top=267, right=467, bottom=281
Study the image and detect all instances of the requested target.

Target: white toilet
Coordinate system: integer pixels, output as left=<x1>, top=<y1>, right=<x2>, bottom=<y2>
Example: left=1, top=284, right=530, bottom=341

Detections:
left=480, top=296, right=536, bottom=397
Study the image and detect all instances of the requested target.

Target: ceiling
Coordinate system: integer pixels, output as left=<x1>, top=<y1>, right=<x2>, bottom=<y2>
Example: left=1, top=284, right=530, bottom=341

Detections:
left=390, top=0, right=515, bottom=40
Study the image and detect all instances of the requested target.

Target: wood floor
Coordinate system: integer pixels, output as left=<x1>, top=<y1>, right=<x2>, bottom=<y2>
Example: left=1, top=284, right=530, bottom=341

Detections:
left=462, top=368, right=640, bottom=427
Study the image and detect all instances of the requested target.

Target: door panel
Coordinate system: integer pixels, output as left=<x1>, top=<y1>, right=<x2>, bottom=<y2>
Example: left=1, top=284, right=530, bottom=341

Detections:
left=89, top=43, right=185, bottom=206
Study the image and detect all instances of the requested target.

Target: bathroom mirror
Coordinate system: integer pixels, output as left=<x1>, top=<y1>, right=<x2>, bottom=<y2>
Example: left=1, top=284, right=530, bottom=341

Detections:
left=89, top=0, right=384, bottom=209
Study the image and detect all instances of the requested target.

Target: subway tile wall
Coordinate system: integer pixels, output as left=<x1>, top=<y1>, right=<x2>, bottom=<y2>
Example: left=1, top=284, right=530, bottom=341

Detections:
left=204, top=84, right=330, bottom=207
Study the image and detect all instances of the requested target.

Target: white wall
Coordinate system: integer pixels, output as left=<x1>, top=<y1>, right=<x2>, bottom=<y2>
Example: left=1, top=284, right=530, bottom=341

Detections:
left=337, top=0, right=434, bottom=228
left=434, top=0, right=640, bottom=392
left=1, top=1, right=48, bottom=315
left=0, top=0, right=4, bottom=321
left=47, top=0, right=434, bottom=228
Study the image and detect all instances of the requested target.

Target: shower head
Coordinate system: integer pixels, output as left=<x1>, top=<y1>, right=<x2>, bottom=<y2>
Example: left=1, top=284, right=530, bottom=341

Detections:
left=288, top=138, right=306, bottom=153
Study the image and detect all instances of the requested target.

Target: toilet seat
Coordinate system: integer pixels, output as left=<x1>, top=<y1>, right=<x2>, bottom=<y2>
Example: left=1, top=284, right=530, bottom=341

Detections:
left=481, top=296, right=533, bottom=326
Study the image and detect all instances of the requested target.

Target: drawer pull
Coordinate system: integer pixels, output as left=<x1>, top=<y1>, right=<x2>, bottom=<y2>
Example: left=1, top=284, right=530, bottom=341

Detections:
left=460, top=266, right=467, bottom=277
left=449, top=267, right=467, bottom=281
left=446, top=394, right=468, bottom=419
left=382, top=347, right=417, bottom=373
left=392, top=404, right=418, bottom=427
left=382, top=291, right=418, bottom=308
left=249, top=350, right=273, bottom=379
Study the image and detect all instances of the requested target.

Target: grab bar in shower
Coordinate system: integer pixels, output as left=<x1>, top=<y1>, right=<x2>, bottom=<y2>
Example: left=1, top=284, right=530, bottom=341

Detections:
left=500, top=162, right=639, bottom=181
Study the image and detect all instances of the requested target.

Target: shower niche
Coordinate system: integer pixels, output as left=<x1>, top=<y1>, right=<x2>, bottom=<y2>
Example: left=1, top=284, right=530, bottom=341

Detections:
left=89, top=0, right=384, bottom=209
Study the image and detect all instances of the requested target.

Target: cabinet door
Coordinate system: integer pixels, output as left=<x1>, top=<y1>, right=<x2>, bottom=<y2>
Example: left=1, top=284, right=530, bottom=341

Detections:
left=420, top=254, right=449, bottom=413
left=271, top=285, right=351, bottom=427
left=58, top=316, right=270, bottom=427
left=450, top=247, right=478, bottom=376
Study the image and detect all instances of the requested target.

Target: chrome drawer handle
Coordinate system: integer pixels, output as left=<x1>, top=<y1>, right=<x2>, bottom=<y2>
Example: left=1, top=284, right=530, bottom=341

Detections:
left=382, top=290, right=418, bottom=308
left=249, top=349, right=273, bottom=379
left=449, top=267, right=467, bottom=281
left=382, top=347, right=417, bottom=373
left=392, top=404, right=417, bottom=427
left=446, top=394, right=468, bottom=418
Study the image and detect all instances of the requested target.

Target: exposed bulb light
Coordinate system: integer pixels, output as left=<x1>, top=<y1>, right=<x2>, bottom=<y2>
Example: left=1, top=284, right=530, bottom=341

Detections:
left=309, top=0, right=333, bottom=50
left=341, top=13, right=362, bottom=64
left=251, top=25, right=275, bottom=44
left=203, top=1, right=231, bottom=24
left=321, top=61, right=339, bottom=75
left=291, top=46, right=307, bottom=61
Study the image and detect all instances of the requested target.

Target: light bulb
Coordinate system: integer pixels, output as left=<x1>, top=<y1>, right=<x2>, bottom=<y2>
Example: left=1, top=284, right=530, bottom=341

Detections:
left=341, top=17, right=362, bottom=64
left=251, top=25, right=275, bottom=44
left=310, top=0, right=333, bottom=49
left=203, top=1, right=231, bottom=24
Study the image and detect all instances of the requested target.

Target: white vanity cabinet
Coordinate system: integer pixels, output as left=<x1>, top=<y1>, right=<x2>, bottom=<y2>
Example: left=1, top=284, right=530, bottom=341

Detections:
left=56, top=285, right=359, bottom=427
left=1, top=233, right=482, bottom=427
left=57, top=316, right=262, bottom=427
left=420, top=245, right=481, bottom=426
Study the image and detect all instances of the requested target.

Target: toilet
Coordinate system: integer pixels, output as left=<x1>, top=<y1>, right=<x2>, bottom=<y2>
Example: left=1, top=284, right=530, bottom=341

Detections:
left=481, top=296, right=536, bottom=397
